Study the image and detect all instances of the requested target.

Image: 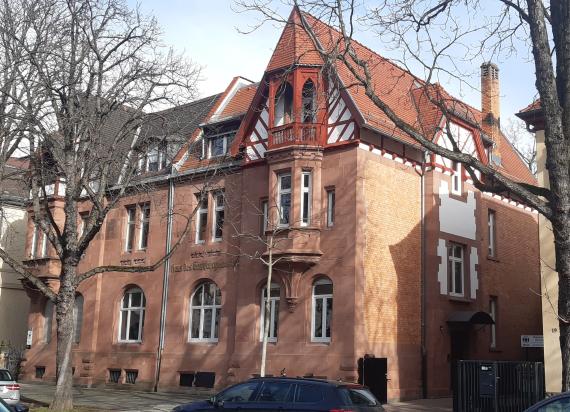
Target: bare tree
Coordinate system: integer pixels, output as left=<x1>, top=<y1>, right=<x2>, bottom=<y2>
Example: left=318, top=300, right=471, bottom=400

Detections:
left=504, top=118, right=537, bottom=175
left=0, top=0, right=217, bottom=409
left=234, top=0, right=570, bottom=390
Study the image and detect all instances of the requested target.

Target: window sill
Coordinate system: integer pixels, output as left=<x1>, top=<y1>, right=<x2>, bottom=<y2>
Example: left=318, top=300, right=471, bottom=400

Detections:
left=487, top=256, right=500, bottom=262
left=310, top=340, right=331, bottom=345
left=489, top=347, right=502, bottom=353
left=188, top=340, right=219, bottom=344
left=448, top=294, right=471, bottom=303
left=116, top=341, right=142, bottom=345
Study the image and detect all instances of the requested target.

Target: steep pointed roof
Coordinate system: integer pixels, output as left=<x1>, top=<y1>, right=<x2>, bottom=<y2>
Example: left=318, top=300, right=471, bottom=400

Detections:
left=266, top=7, right=323, bottom=72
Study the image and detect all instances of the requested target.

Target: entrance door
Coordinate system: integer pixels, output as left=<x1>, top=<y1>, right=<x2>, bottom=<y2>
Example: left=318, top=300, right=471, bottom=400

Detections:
left=357, top=357, right=388, bottom=404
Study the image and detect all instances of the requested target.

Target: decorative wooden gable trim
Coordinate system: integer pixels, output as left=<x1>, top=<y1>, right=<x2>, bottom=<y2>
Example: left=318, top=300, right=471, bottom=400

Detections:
left=327, top=84, right=357, bottom=144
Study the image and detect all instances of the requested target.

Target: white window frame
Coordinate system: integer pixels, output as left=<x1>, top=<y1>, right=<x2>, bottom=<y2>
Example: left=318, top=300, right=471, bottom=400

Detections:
left=208, top=133, right=228, bottom=158
left=195, top=195, right=208, bottom=244
left=488, top=210, right=496, bottom=258
left=448, top=243, right=465, bottom=297
left=30, top=225, right=38, bottom=258
left=451, top=161, right=462, bottom=195
left=326, top=189, right=335, bottom=227
left=311, top=278, right=333, bottom=343
left=300, top=171, right=312, bottom=226
left=490, top=297, right=497, bottom=349
left=118, top=288, right=146, bottom=343
left=259, top=283, right=280, bottom=343
left=125, top=206, right=136, bottom=252
left=261, top=199, right=269, bottom=234
left=212, top=192, right=224, bottom=242
left=40, top=230, right=48, bottom=258
left=189, top=282, right=221, bottom=343
left=277, top=173, right=291, bottom=227
left=138, top=203, right=150, bottom=250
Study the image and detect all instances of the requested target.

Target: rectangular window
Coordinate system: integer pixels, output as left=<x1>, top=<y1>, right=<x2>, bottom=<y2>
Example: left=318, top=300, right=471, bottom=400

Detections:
left=261, top=199, right=268, bottom=234
left=79, top=213, right=89, bottom=238
left=488, top=210, right=496, bottom=258
left=327, top=189, right=335, bottom=227
left=451, top=161, right=462, bottom=195
left=207, top=133, right=234, bottom=158
left=300, top=171, right=312, bottom=226
left=448, top=243, right=464, bottom=296
left=125, top=206, right=136, bottom=252
left=195, top=195, right=208, bottom=244
left=490, top=297, right=497, bottom=348
left=30, top=225, right=38, bottom=258
left=212, top=192, right=224, bottom=241
left=139, top=203, right=150, bottom=250
left=147, top=147, right=159, bottom=172
left=260, top=285, right=280, bottom=342
left=277, top=173, right=291, bottom=227
left=40, top=230, right=48, bottom=258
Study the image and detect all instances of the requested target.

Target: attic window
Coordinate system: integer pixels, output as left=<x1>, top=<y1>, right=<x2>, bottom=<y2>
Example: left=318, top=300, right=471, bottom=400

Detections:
left=206, top=132, right=234, bottom=159
left=138, top=141, right=167, bottom=174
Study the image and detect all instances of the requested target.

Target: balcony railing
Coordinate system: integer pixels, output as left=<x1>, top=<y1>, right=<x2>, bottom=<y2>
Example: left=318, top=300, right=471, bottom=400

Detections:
left=269, top=123, right=321, bottom=149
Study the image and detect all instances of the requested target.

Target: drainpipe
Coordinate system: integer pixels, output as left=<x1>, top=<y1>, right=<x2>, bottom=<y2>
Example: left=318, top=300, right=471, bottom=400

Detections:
left=154, top=176, right=175, bottom=392
left=420, top=155, right=428, bottom=398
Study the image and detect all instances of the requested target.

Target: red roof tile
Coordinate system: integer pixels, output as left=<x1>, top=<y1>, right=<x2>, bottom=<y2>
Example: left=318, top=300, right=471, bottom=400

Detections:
left=218, top=83, right=258, bottom=119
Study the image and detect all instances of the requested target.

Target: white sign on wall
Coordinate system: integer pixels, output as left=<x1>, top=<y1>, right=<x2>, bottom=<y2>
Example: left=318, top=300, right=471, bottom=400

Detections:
left=521, top=335, right=543, bottom=348
left=26, top=329, right=33, bottom=347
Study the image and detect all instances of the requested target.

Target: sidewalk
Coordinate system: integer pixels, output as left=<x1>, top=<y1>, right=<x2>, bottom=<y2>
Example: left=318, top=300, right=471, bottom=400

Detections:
left=20, top=383, right=452, bottom=411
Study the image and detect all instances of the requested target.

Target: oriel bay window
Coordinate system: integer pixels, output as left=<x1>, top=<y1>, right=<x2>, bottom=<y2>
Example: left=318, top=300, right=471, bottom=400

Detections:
left=302, top=80, right=316, bottom=123
left=448, top=243, right=465, bottom=297
left=300, top=171, right=312, bottom=226
left=119, top=287, right=146, bottom=343
left=277, top=173, right=291, bottom=226
left=189, top=282, right=221, bottom=342
left=312, top=278, right=333, bottom=342
left=260, top=283, right=280, bottom=342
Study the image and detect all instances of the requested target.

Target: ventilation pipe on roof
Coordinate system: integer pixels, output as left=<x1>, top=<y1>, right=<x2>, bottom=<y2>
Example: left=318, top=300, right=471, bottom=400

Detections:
left=481, top=62, right=502, bottom=165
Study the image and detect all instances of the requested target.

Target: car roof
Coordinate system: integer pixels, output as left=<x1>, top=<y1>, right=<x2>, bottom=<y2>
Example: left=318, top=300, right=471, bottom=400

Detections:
left=247, top=376, right=366, bottom=389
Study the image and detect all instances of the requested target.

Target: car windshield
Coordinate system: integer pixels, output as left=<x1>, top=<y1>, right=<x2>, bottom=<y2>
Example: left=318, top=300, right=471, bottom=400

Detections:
left=345, top=387, right=378, bottom=406
left=217, top=382, right=259, bottom=402
left=0, top=371, right=12, bottom=381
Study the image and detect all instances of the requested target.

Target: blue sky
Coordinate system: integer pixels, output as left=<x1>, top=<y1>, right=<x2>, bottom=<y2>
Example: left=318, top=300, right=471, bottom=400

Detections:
left=131, top=0, right=539, bottom=124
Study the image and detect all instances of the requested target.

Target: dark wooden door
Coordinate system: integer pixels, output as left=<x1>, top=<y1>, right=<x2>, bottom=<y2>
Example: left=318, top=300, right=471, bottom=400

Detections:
left=357, top=357, right=388, bottom=404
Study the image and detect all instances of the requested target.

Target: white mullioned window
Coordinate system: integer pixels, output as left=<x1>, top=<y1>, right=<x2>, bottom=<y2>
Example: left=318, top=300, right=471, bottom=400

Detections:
left=207, top=132, right=234, bottom=158
left=189, top=282, right=221, bottom=342
left=195, top=195, right=208, bottom=244
left=448, top=243, right=465, bottom=296
left=139, top=203, right=150, bottom=250
left=488, top=210, right=496, bottom=257
left=300, top=171, right=312, bottom=226
left=212, top=192, right=225, bottom=241
left=490, top=297, right=497, bottom=349
left=451, top=161, right=462, bottom=195
left=118, top=288, right=146, bottom=343
left=260, top=283, right=280, bottom=343
left=327, top=189, right=335, bottom=227
left=311, top=278, right=333, bottom=342
left=277, top=173, right=291, bottom=227
left=125, top=206, right=136, bottom=252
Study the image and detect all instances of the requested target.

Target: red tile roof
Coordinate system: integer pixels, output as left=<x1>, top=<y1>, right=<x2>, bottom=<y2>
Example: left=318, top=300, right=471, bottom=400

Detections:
left=218, top=83, right=258, bottom=119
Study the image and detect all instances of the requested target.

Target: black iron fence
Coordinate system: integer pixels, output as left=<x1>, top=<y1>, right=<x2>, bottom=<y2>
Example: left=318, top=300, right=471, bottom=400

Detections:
left=454, top=360, right=545, bottom=412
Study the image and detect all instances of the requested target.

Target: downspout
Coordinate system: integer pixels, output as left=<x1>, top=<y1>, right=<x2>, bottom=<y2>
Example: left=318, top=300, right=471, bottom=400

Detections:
left=154, top=175, right=175, bottom=392
left=420, top=154, right=428, bottom=399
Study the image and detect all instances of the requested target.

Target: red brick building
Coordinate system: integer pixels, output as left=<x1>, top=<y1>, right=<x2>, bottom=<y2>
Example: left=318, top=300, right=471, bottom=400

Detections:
left=20, top=9, right=541, bottom=401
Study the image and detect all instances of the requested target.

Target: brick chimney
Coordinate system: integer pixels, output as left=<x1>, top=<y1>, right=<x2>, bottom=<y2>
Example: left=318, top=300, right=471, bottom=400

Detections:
left=481, top=62, right=501, bottom=163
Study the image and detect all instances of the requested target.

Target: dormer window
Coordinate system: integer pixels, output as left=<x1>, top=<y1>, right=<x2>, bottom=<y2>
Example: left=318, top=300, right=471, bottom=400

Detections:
left=138, top=142, right=167, bottom=174
left=274, top=82, right=293, bottom=126
left=302, top=80, right=316, bottom=123
left=206, top=132, right=234, bottom=158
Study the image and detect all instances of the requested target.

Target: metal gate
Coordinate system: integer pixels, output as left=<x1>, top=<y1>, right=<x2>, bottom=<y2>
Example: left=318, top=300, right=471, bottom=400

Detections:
left=357, top=357, right=388, bottom=405
left=454, top=360, right=545, bottom=412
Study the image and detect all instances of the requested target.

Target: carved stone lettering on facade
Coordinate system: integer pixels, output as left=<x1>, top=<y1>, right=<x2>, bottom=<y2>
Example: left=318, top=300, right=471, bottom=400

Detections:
left=172, top=260, right=235, bottom=272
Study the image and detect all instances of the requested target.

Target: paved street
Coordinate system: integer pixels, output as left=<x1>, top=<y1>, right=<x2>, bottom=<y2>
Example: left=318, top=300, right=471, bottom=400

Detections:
left=20, top=383, right=452, bottom=412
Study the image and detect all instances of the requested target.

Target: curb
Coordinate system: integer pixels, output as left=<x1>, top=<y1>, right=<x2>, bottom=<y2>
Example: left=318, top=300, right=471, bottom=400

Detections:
left=21, top=395, right=50, bottom=407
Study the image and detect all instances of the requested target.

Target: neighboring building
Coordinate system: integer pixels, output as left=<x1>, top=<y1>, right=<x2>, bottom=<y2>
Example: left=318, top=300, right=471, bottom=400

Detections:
left=0, top=158, right=30, bottom=348
left=517, top=101, right=559, bottom=393
left=20, top=9, right=541, bottom=401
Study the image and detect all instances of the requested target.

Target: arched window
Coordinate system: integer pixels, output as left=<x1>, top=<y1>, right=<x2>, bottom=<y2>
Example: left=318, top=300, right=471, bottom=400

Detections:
left=274, top=82, right=293, bottom=126
left=118, top=287, right=146, bottom=343
left=73, top=294, right=84, bottom=344
left=260, top=283, right=280, bottom=342
left=189, top=282, right=221, bottom=342
left=302, top=80, right=316, bottom=123
left=311, top=278, right=333, bottom=342
left=43, top=299, right=54, bottom=343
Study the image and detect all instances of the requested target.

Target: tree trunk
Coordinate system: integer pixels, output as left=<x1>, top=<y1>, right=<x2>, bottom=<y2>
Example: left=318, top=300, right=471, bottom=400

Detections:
left=50, top=265, right=76, bottom=411
left=554, top=216, right=570, bottom=392
left=260, top=237, right=273, bottom=377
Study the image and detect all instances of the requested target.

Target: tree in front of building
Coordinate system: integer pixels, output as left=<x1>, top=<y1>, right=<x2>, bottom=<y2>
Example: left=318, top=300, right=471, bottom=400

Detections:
left=0, top=0, right=206, bottom=410
left=235, top=0, right=570, bottom=390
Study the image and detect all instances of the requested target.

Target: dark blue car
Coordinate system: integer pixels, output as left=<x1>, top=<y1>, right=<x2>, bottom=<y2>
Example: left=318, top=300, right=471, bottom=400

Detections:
left=172, top=377, right=384, bottom=412
left=523, top=392, right=570, bottom=411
